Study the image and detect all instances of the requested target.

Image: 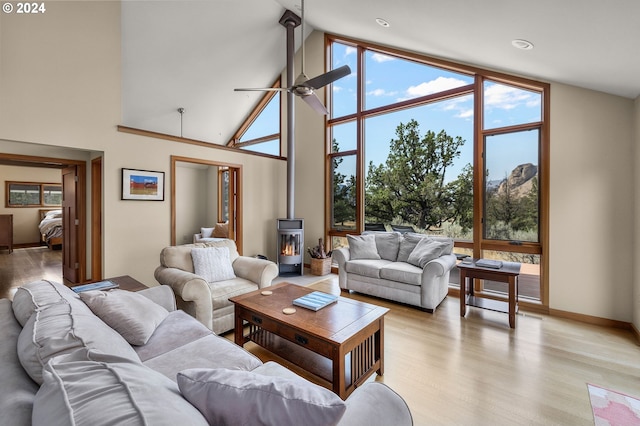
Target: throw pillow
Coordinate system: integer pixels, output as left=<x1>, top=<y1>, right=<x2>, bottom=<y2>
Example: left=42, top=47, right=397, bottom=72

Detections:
left=406, top=238, right=451, bottom=268
left=191, top=247, right=236, bottom=282
left=200, top=227, right=214, bottom=238
left=212, top=222, right=228, bottom=238
left=177, top=368, right=347, bottom=426
left=347, top=234, right=381, bottom=260
left=33, top=349, right=208, bottom=426
left=79, top=289, right=169, bottom=346
left=396, top=233, right=425, bottom=263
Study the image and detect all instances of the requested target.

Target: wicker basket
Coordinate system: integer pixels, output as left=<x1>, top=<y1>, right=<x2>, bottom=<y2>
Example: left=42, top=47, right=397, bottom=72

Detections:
left=310, top=257, right=331, bottom=276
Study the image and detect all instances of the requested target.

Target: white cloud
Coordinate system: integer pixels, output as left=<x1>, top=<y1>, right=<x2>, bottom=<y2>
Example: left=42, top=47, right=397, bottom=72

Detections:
left=345, top=46, right=357, bottom=56
left=457, top=109, right=474, bottom=119
left=371, top=53, right=394, bottom=63
left=405, top=77, right=467, bottom=98
left=484, top=84, right=533, bottom=110
left=333, top=85, right=343, bottom=92
left=367, top=88, right=398, bottom=97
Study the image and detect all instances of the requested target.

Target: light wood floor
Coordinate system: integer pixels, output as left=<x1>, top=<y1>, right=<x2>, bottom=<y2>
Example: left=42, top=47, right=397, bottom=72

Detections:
left=3, top=249, right=640, bottom=424
left=233, top=276, right=640, bottom=425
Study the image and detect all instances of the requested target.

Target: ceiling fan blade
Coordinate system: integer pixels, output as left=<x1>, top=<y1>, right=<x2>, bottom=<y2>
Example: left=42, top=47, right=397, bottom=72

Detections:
left=300, top=92, right=329, bottom=115
left=304, top=65, right=351, bottom=90
left=234, top=88, right=288, bottom=92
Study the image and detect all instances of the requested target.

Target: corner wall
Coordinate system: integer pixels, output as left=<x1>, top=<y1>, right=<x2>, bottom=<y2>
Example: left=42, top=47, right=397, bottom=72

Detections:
left=634, top=95, right=640, bottom=334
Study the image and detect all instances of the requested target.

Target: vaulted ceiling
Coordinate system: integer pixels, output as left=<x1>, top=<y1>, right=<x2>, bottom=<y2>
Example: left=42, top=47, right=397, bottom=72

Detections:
left=121, top=0, right=640, bottom=145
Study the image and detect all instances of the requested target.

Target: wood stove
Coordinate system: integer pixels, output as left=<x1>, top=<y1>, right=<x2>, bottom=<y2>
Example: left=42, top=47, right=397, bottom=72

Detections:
left=277, top=218, right=303, bottom=276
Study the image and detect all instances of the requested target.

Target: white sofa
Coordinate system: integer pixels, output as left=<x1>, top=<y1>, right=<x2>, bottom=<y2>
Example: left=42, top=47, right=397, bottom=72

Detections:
left=333, top=232, right=456, bottom=312
left=1, top=279, right=413, bottom=426
left=155, top=239, right=278, bottom=334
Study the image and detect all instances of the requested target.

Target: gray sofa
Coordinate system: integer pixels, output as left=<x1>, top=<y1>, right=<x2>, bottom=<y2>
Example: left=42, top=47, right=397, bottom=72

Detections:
left=333, top=231, right=456, bottom=312
left=1, top=279, right=412, bottom=426
left=155, top=240, right=278, bottom=334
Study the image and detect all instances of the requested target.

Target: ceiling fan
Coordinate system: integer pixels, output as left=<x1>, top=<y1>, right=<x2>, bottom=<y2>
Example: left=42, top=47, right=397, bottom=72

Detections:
left=234, top=0, right=351, bottom=115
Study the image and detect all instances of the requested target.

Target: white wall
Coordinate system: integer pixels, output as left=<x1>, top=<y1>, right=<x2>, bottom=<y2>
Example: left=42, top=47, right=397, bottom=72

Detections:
left=175, top=164, right=208, bottom=245
left=0, top=165, right=62, bottom=244
left=549, top=84, right=634, bottom=321
left=0, top=2, right=286, bottom=286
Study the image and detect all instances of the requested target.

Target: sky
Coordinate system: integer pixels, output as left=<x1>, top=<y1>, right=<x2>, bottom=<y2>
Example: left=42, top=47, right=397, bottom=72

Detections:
left=240, top=41, right=542, bottom=184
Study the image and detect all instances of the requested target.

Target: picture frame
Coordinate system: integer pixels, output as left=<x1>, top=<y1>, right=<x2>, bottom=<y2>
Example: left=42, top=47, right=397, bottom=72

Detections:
left=121, top=168, right=165, bottom=201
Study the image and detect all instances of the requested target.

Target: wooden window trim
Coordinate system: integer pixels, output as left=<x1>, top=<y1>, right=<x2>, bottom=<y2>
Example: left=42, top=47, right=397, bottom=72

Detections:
left=6, top=181, right=62, bottom=208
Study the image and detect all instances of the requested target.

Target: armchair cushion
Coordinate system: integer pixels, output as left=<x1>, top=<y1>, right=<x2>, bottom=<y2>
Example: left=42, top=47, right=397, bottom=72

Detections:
left=200, top=227, right=214, bottom=238
left=212, top=222, right=228, bottom=238
left=177, top=368, right=346, bottom=426
left=79, top=289, right=169, bottom=346
left=191, top=247, right=236, bottom=283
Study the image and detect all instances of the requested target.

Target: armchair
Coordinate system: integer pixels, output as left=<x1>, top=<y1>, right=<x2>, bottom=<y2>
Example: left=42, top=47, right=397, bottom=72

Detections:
left=155, top=240, right=278, bottom=334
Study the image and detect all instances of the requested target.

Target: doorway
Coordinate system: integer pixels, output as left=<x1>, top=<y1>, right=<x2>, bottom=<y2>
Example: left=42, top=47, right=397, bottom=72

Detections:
left=0, top=152, right=101, bottom=284
left=170, top=156, right=243, bottom=253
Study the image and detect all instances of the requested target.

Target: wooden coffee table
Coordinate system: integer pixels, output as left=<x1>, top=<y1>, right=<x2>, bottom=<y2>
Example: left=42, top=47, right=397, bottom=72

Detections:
left=229, top=282, right=389, bottom=399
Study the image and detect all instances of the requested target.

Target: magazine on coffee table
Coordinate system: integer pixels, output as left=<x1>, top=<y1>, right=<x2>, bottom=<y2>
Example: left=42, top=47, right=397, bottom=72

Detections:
left=293, top=291, right=338, bottom=311
left=71, top=280, right=119, bottom=293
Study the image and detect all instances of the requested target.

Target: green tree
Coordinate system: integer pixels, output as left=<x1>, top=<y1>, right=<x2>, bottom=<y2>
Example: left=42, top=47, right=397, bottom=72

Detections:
left=365, top=119, right=472, bottom=231
left=331, top=140, right=356, bottom=228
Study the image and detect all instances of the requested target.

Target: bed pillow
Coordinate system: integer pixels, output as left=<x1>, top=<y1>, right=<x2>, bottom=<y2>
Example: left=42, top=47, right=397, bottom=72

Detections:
left=79, top=289, right=169, bottom=345
left=406, top=238, right=451, bottom=268
left=347, top=234, right=381, bottom=260
left=177, top=368, right=346, bottom=426
left=191, top=247, right=236, bottom=282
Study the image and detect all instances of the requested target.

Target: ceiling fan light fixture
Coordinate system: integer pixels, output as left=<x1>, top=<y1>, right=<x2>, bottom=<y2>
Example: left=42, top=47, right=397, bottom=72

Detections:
left=375, top=18, right=390, bottom=28
left=512, top=39, right=534, bottom=50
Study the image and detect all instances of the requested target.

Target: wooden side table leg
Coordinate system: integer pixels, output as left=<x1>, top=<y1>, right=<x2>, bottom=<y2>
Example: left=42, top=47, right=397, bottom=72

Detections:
left=508, top=276, right=516, bottom=328
left=460, top=270, right=467, bottom=317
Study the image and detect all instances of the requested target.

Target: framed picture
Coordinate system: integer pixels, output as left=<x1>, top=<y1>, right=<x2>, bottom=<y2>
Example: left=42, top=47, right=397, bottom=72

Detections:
left=121, top=168, right=165, bottom=201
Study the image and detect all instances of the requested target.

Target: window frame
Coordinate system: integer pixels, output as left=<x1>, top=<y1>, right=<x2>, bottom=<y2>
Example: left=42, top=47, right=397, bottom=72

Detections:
left=5, top=181, right=62, bottom=208
left=325, top=35, right=550, bottom=310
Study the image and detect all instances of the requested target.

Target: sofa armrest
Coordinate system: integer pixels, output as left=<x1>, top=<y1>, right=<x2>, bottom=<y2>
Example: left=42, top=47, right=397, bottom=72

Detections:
left=339, top=382, right=413, bottom=426
left=332, top=248, right=351, bottom=290
left=193, top=233, right=203, bottom=243
left=423, top=253, right=457, bottom=277
left=232, top=256, right=278, bottom=289
left=154, top=266, right=213, bottom=330
left=137, top=285, right=177, bottom=312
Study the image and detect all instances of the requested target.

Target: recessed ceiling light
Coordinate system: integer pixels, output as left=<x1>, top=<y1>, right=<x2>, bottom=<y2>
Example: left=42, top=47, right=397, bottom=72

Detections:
left=376, top=18, right=390, bottom=28
left=512, top=39, right=534, bottom=50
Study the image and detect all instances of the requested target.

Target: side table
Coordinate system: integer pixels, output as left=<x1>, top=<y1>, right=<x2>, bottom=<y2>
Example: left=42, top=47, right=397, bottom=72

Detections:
left=458, top=260, right=521, bottom=328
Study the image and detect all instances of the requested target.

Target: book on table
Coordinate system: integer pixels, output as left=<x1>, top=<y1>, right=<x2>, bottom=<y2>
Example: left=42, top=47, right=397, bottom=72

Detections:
left=475, top=259, right=503, bottom=269
left=292, top=291, right=338, bottom=311
left=71, top=280, right=119, bottom=293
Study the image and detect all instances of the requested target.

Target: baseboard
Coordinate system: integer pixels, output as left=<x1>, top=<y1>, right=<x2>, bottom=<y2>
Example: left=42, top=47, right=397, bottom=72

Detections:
left=548, top=308, right=632, bottom=331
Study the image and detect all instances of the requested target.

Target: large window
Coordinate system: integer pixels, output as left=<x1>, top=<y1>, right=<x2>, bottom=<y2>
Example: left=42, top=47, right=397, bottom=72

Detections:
left=6, top=181, right=62, bottom=207
left=327, top=36, right=549, bottom=307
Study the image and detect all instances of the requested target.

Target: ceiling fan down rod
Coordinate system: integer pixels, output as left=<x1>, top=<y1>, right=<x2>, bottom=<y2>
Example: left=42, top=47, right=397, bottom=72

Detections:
left=279, top=10, right=300, bottom=220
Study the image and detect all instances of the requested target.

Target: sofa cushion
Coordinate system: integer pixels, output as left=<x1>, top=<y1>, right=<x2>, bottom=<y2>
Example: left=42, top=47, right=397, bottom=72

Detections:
left=345, top=259, right=392, bottom=279
left=32, top=349, right=208, bottom=426
left=347, top=234, right=381, bottom=260
left=191, top=246, right=236, bottom=283
left=380, top=262, right=424, bottom=286
left=396, top=233, right=425, bottom=263
left=0, top=299, right=39, bottom=425
left=177, top=368, right=347, bottom=426
left=17, top=301, right=140, bottom=384
left=371, top=231, right=401, bottom=261
left=12, top=280, right=85, bottom=327
left=212, top=222, right=228, bottom=238
left=79, top=289, right=169, bottom=346
left=200, top=226, right=215, bottom=238
left=143, top=334, right=263, bottom=382
left=208, top=278, right=258, bottom=309
left=407, top=238, right=452, bottom=268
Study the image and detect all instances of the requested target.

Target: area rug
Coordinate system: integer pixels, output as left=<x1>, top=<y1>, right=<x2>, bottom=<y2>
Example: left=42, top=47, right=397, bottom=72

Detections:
left=588, top=383, right=640, bottom=425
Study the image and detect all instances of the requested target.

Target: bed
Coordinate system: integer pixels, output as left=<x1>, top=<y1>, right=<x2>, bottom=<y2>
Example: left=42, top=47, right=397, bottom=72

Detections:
left=39, top=209, right=63, bottom=249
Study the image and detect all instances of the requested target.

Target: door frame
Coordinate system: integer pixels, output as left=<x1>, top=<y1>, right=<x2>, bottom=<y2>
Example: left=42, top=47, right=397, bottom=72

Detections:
left=170, top=155, right=243, bottom=254
left=0, top=153, right=88, bottom=282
